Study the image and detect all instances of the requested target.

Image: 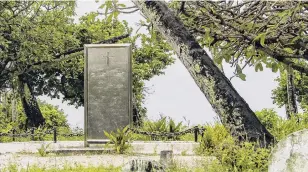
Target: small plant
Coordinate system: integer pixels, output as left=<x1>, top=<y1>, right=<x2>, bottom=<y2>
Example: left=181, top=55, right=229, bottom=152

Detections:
left=153, top=144, right=158, bottom=155
left=180, top=149, right=187, bottom=156
left=168, top=118, right=184, bottom=140
left=37, top=143, right=51, bottom=157
left=142, top=115, right=185, bottom=141
left=103, top=125, right=132, bottom=154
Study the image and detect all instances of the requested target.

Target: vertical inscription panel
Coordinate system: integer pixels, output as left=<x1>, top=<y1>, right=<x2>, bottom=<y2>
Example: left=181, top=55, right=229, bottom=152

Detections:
left=84, top=44, right=132, bottom=142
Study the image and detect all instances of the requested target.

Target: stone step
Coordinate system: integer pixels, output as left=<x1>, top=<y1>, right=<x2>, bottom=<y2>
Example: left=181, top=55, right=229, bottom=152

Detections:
left=0, top=141, right=200, bottom=155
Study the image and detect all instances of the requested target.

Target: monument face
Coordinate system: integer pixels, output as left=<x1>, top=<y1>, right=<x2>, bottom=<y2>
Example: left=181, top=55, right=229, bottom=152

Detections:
left=84, top=44, right=132, bottom=145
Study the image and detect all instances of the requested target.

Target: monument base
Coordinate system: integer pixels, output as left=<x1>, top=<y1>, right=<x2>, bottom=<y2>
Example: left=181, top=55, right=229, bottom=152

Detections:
left=85, top=139, right=109, bottom=147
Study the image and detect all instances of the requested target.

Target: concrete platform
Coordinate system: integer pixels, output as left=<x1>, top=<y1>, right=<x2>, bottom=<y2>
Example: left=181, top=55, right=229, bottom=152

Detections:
left=0, top=141, right=200, bottom=155
left=0, top=154, right=215, bottom=170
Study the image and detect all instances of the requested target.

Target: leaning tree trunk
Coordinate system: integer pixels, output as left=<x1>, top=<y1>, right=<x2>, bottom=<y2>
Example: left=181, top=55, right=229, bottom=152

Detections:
left=18, top=75, right=45, bottom=128
left=286, top=64, right=298, bottom=119
left=133, top=1, right=274, bottom=146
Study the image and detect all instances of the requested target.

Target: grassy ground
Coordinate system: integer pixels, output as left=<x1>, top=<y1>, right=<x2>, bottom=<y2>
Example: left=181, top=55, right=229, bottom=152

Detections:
left=0, top=164, right=122, bottom=172
left=0, top=162, right=219, bottom=172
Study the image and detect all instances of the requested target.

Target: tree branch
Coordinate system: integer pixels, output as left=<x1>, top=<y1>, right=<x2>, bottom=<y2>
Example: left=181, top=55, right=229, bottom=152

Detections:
left=54, top=34, right=130, bottom=58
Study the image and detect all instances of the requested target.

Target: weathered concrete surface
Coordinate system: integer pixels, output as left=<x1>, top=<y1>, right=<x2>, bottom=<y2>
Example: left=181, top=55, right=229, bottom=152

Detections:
left=0, top=141, right=199, bottom=155
left=0, top=154, right=214, bottom=171
left=122, top=158, right=164, bottom=172
left=84, top=44, right=132, bottom=141
left=269, top=129, right=308, bottom=172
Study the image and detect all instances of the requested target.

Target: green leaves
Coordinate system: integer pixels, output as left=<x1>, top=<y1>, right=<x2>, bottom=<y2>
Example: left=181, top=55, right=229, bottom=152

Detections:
left=271, top=63, right=279, bottom=73
left=238, top=73, right=246, bottom=81
left=245, top=46, right=255, bottom=58
left=283, top=48, right=294, bottom=54
left=255, top=63, right=263, bottom=72
left=235, top=64, right=246, bottom=81
left=254, top=33, right=266, bottom=47
left=103, top=125, right=132, bottom=154
left=0, top=93, right=70, bottom=134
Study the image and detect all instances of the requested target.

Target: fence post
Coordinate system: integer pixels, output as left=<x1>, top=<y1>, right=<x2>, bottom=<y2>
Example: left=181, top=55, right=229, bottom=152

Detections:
left=53, top=127, right=57, bottom=143
left=194, top=127, right=198, bottom=142
left=12, top=129, right=16, bottom=142
left=31, top=127, right=35, bottom=141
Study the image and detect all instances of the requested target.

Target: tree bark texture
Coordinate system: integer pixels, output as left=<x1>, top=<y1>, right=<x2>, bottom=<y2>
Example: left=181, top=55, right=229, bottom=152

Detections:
left=133, top=0, right=274, bottom=146
left=286, top=65, right=298, bottom=119
left=18, top=75, right=45, bottom=128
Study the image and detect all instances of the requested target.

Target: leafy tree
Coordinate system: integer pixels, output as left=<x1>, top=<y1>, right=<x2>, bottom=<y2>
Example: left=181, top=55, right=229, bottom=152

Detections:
left=170, top=1, right=308, bottom=120
left=272, top=69, right=308, bottom=113
left=133, top=0, right=274, bottom=146
left=142, top=0, right=308, bottom=141
left=0, top=91, right=69, bottom=133
left=62, top=0, right=308, bottom=145
left=34, top=5, right=174, bottom=125
left=172, top=1, right=308, bottom=78
left=0, top=1, right=173, bottom=127
left=0, top=1, right=79, bottom=127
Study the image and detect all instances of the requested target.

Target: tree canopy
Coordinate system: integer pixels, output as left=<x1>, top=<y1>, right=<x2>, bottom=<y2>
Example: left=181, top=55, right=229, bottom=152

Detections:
left=1, top=0, right=308, bottom=145
left=0, top=1, right=174, bottom=126
left=171, top=1, right=308, bottom=79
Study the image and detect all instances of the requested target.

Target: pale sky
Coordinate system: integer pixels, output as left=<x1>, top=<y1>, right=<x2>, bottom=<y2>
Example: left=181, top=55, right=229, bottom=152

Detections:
left=40, top=0, right=284, bottom=129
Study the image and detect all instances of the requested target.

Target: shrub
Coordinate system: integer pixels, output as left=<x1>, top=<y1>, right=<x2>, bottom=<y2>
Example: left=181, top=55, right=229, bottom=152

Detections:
left=103, top=126, right=132, bottom=154
left=197, top=123, right=270, bottom=171
left=136, top=115, right=186, bottom=141
left=256, top=108, right=308, bottom=141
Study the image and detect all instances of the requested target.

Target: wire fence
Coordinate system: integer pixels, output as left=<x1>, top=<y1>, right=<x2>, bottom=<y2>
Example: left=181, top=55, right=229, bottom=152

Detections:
left=0, top=127, right=83, bottom=143
left=0, top=126, right=206, bottom=143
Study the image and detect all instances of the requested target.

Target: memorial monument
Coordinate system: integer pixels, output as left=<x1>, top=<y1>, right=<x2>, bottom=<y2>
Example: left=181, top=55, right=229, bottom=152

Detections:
left=84, top=44, right=132, bottom=146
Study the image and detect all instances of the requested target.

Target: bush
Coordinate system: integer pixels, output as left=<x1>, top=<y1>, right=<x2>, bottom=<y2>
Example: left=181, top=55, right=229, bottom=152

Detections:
left=256, top=108, right=308, bottom=141
left=133, top=115, right=186, bottom=141
left=104, top=126, right=132, bottom=154
left=195, top=123, right=270, bottom=171
left=0, top=96, right=71, bottom=142
left=194, top=109, right=308, bottom=171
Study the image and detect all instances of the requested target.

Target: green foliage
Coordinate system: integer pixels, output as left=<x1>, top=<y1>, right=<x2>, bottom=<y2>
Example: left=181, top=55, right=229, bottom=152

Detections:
left=256, top=108, right=308, bottom=141
left=1, top=164, right=121, bottom=172
left=0, top=2, right=78, bottom=89
left=272, top=69, right=308, bottom=112
left=197, top=123, right=270, bottom=171
left=103, top=126, right=132, bottom=154
left=194, top=109, right=308, bottom=172
left=38, top=101, right=69, bottom=129
left=37, top=143, right=51, bottom=157
left=143, top=116, right=168, bottom=133
left=0, top=94, right=70, bottom=141
left=0, top=2, right=174, bottom=127
left=255, top=109, right=281, bottom=131
left=135, top=115, right=185, bottom=141
left=171, top=1, right=308, bottom=80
